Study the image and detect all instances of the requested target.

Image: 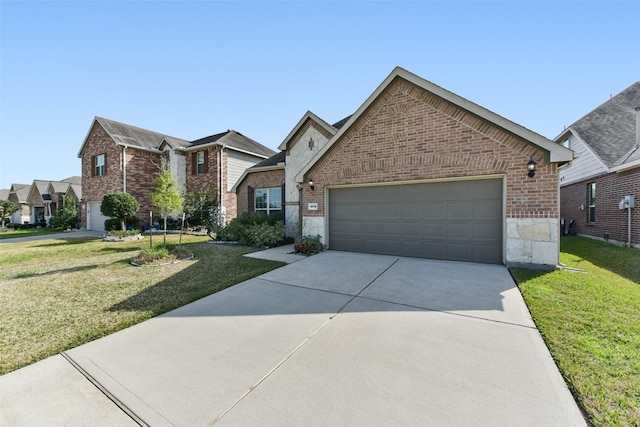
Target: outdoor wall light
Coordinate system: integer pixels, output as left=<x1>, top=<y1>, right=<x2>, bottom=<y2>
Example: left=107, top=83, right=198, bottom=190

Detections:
left=527, top=158, right=537, bottom=177
left=308, top=179, right=315, bottom=190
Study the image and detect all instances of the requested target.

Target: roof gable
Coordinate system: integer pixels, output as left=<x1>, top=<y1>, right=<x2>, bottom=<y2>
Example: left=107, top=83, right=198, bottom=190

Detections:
left=186, top=130, right=275, bottom=158
left=296, top=67, right=573, bottom=183
left=568, top=82, right=640, bottom=168
left=278, top=111, right=338, bottom=151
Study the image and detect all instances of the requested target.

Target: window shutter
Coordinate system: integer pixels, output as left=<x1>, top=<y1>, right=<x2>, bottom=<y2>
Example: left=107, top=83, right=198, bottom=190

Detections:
left=248, top=186, right=254, bottom=212
left=92, top=156, right=96, bottom=176
left=103, top=153, right=106, bottom=175
left=204, top=149, right=209, bottom=173
left=192, top=152, right=197, bottom=175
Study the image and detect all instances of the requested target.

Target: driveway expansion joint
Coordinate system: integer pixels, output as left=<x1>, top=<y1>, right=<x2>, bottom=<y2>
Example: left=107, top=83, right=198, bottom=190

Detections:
left=60, top=352, right=153, bottom=427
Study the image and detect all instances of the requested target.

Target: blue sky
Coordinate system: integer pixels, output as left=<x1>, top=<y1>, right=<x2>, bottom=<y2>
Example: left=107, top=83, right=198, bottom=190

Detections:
left=1, top=0, right=638, bottom=189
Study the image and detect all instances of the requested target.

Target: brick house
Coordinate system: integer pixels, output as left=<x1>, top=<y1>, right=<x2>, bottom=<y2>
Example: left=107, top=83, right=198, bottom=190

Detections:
left=24, top=177, right=81, bottom=224
left=78, top=117, right=274, bottom=230
left=236, top=67, right=573, bottom=268
left=557, top=82, right=639, bottom=248
left=6, top=183, right=31, bottom=224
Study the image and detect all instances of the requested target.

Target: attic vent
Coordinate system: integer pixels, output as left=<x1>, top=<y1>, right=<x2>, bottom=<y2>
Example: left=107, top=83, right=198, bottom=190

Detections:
left=309, top=138, right=314, bottom=150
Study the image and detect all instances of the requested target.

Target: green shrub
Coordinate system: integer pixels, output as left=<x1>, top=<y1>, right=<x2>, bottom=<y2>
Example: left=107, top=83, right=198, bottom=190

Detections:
left=101, top=192, right=139, bottom=231
left=218, top=212, right=284, bottom=246
left=50, top=197, right=78, bottom=230
left=294, top=235, right=323, bottom=255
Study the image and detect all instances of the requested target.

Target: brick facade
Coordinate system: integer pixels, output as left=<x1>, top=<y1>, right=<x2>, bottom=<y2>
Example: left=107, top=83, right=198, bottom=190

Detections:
left=303, top=78, right=557, bottom=218
left=80, top=122, right=162, bottom=228
left=560, top=168, right=640, bottom=246
left=236, top=168, right=285, bottom=216
left=184, top=146, right=238, bottom=224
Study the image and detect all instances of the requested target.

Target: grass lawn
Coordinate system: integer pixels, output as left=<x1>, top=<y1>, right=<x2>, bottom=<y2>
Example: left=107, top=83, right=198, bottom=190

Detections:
left=0, top=234, right=285, bottom=375
left=0, top=227, right=61, bottom=240
left=511, top=236, right=640, bottom=427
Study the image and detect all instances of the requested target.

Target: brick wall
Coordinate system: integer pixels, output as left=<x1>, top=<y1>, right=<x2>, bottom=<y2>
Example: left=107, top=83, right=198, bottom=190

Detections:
left=236, top=168, right=286, bottom=216
left=80, top=122, right=161, bottom=227
left=304, top=77, right=557, bottom=217
left=184, top=145, right=239, bottom=224
left=561, top=168, right=640, bottom=246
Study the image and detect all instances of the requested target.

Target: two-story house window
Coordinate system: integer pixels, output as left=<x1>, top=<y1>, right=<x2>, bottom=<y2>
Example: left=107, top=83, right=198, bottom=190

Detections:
left=587, top=182, right=596, bottom=223
left=94, top=154, right=105, bottom=176
left=255, top=187, right=282, bottom=217
left=192, top=150, right=208, bottom=174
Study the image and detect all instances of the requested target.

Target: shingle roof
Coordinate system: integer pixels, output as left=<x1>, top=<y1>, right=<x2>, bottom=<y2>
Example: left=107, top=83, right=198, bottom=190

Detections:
left=570, top=82, right=640, bottom=167
left=49, top=181, right=70, bottom=194
left=9, top=184, right=30, bottom=203
left=332, top=115, right=352, bottom=130
left=0, top=189, right=9, bottom=200
left=62, top=176, right=82, bottom=185
left=95, top=117, right=191, bottom=151
left=189, top=130, right=276, bottom=158
left=249, top=151, right=285, bottom=169
left=86, top=118, right=275, bottom=159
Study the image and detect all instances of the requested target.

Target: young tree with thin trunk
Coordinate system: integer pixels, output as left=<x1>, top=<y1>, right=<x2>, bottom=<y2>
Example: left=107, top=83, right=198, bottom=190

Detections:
left=150, top=168, right=184, bottom=247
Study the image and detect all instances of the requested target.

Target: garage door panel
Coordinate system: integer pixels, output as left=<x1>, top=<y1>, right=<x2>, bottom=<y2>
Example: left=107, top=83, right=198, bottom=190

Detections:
left=329, top=179, right=503, bottom=264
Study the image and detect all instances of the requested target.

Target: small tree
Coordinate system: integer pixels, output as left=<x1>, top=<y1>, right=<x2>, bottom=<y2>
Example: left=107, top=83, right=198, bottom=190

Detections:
left=50, top=196, right=78, bottom=230
left=101, top=192, right=139, bottom=231
left=0, top=199, right=19, bottom=228
left=150, top=168, right=183, bottom=247
left=183, top=189, right=219, bottom=238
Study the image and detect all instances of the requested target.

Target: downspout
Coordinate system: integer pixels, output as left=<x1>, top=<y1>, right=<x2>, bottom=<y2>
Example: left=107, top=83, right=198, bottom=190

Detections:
left=122, top=146, right=127, bottom=193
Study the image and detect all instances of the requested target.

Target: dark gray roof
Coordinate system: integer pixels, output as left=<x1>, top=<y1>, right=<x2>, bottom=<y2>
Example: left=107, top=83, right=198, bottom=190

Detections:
left=249, top=151, right=285, bottom=169
left=571, top=82, right=640, bottom=167
left=93, top=118, right=275, bottom=158
left=95, top=117, right=189, bottom=151
left=332, top=115, right=352, bottom=130
left=190, top=130, right=276, bottom=158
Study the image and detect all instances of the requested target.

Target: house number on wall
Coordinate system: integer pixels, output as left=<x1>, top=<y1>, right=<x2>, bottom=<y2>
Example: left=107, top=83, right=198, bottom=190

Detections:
left=308, top=203, right=318, bottom=211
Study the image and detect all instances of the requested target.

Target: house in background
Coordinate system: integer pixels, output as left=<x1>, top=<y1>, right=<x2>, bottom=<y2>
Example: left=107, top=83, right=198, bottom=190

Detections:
left=78, top=117, right=275, bottom=231
left=236, top=67, right=574, bottom=268
left=26, top=177, right=82, bottom=224
left=7, top=184, right=31, bottom=224
left=557, top=82, right=639, bottom=248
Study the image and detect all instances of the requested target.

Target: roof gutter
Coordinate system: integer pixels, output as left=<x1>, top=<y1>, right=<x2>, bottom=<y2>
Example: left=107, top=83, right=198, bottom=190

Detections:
left=176, top=142, right=271, bottom=159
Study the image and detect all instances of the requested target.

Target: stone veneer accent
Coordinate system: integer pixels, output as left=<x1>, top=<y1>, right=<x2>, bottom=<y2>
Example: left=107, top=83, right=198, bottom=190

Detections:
left=301, top=77, right=561, bottom=267
left=506, top=218, right=559, bottom=268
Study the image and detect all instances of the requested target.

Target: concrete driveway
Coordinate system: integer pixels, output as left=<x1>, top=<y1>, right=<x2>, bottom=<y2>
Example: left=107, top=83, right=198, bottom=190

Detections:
left=0, top=251, right=586, bottom=426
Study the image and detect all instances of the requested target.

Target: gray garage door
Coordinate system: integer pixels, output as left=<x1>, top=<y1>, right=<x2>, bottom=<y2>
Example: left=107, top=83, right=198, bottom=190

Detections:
left=328, top=179, right=503, bottom=264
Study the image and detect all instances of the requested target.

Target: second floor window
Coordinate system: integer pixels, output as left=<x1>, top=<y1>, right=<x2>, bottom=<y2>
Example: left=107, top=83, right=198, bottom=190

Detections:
left=94, top=154, right=105, bottom=176
left=196, top=151, right=205, bottom=174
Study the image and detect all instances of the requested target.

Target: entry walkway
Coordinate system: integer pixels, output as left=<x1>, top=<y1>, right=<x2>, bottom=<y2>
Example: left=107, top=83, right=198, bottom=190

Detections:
left=0, top=251, right=586, bottom=426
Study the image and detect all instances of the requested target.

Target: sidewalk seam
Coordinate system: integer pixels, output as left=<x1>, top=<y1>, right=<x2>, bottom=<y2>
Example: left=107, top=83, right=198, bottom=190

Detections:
left=60, top=352, right=151, bottom=427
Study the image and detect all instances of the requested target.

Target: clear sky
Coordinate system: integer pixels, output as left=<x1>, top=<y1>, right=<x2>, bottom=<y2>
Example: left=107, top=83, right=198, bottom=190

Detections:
left=1, top=0, right=638, bottom=189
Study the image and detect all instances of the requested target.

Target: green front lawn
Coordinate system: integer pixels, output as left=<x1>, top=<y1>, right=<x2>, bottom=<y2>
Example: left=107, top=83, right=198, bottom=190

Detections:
left=0, top=227, right=61, bottom=239
left=511, top=237, right=640, bottom=427
left=0, top=235, right=285, bottom=375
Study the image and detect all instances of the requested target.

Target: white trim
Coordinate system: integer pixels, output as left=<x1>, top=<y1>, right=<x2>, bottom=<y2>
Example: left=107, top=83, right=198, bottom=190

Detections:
left=296, top=67, right=573, bottom=183
left=612, top=158, right=640, bottom=173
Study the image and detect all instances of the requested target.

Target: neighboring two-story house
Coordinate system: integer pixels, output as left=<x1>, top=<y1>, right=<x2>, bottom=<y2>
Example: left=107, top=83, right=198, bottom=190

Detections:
left=78, top=117, right=275, bottom=230
left=235, top=67, right=574, bottom=269
left=556, top=82, right=639, bottom=248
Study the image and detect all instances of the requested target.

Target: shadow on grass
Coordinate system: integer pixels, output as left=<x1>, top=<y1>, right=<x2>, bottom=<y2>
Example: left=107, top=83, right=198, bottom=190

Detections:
left=10, top=260, right=130, bottom=279
left=34, top=237, right=101, bottom=247
left=561, top=236, right=640, bottom=284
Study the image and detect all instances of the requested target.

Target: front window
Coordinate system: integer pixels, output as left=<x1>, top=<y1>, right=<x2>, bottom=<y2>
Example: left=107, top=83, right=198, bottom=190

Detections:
left=196, top=151, right=205, bottom=174
left=588, top=182, right=596, bottom=223
left=95, top=154, right=105, bottom=176
left=255, top=187, right=282, bottom=217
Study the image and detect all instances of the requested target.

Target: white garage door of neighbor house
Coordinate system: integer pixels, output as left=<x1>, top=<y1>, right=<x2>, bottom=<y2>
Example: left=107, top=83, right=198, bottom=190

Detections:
left=87, top=202, right=109, bottom=231
left=328, top=178, right=503, bottom=264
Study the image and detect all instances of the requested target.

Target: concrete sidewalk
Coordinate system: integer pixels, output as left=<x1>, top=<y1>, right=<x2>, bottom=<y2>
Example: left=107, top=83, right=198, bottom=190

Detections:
left=0, top=251, right=586, bottom=426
